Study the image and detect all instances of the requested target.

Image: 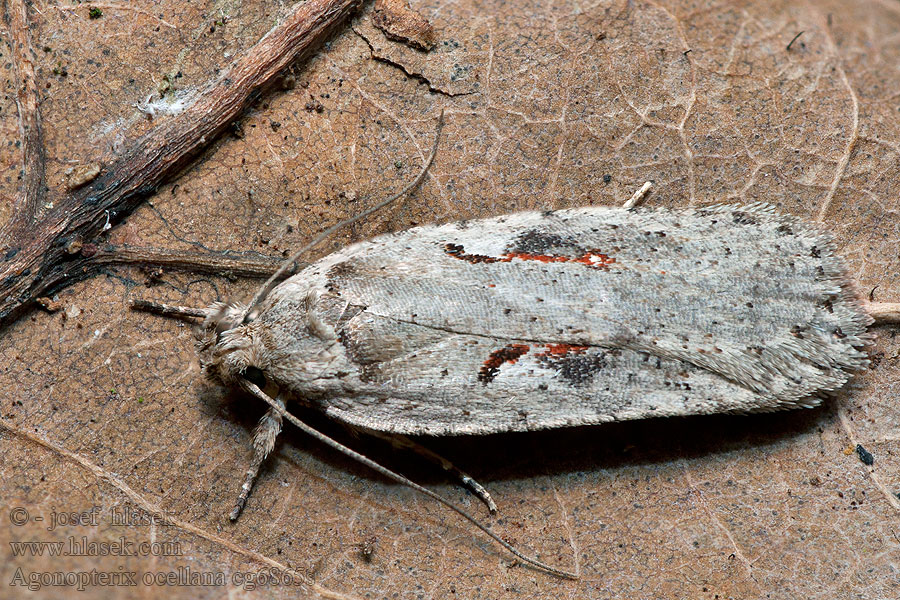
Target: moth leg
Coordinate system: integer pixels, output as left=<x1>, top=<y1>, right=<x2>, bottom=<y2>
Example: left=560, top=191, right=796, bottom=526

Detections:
left=229, top=395, right=285, bottom=521
left=366, top=430, right=498, bottom=514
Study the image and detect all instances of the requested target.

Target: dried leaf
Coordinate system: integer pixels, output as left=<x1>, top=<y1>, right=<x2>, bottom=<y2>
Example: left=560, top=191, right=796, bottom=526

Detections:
left=2, top=1, right=900, bottom=598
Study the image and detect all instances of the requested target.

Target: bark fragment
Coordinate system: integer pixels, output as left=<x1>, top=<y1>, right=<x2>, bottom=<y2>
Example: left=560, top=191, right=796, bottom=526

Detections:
left=372, top=0, right=436, bottom=51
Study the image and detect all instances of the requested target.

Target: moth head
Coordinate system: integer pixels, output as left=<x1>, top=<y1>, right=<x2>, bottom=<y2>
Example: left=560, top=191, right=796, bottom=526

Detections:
left=131, top=291, right=333, bottom=393
left=131, top=298, right=270, bottom=389
left=195, top=301, right=269, bottom=388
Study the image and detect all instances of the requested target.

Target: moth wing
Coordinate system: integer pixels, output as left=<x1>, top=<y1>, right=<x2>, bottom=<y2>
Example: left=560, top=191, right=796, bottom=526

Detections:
left=319, top=322, right=775, bottom=435
left=268, top=205, right=871, bottom=435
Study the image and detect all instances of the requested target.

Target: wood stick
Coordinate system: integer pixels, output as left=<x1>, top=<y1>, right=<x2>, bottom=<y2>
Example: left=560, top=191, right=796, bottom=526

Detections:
left=0, top=0, right=361, bottom=326
left=1, top=0, right=47, bottom=236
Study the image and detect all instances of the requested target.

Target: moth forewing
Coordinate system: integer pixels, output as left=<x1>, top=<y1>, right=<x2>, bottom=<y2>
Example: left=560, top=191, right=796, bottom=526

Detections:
left=258, top=203, right=872, bottom=436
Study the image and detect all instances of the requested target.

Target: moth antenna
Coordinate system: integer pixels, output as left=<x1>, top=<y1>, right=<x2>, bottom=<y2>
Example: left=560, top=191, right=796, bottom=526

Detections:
left=622, top=181, right=653, bottom=209
left=131, top=299, right=209, bottom=320
left=866, top=302, right=900, bottom=324
left=240, top=109, right=445, bottom=324
left=239, top=380, right=578, bottom=580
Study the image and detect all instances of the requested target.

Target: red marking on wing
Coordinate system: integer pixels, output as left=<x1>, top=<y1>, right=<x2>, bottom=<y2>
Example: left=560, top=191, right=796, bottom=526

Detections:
left=536, top=343, right=590, bottom=356
left=478, top=343, right=530, bottom=383
left=572, top=252, right=616, bottom=269
left=445, top=244, right=615, bottom=270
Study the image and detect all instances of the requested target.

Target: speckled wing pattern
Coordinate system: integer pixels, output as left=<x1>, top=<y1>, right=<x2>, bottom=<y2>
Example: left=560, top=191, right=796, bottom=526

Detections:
left=263, top=205, right=872, bottom=435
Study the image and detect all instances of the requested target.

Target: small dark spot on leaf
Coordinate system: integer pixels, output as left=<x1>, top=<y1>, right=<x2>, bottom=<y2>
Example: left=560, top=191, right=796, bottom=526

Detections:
left=856, top=444, right=874, bottom=466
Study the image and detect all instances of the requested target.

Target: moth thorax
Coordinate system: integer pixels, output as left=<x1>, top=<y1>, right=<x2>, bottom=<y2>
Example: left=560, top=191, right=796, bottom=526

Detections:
left=204, top=301, right=250, bottom=334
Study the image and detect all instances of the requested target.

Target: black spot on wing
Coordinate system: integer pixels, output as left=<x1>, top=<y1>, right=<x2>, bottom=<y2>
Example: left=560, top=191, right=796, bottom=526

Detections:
left=508, top=230, right=582, bottom=255
left=534, top=344, right=609, bottom=386
left=732, top=211, right=759, bottom=226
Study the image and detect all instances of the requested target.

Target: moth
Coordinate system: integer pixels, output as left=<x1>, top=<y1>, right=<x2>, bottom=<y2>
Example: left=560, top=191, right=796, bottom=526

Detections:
left=135, top=115, right=897, bottom=578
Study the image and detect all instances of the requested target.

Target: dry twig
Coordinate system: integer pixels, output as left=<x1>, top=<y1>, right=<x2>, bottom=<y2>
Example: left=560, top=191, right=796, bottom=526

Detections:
left=0, top=0, right=361, bottom=326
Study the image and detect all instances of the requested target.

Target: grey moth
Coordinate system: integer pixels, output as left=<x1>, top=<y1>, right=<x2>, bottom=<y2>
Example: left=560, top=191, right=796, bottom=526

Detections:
left=135, top=119, right=890, bottom=578
left=208, top=203, right=871, bottom=433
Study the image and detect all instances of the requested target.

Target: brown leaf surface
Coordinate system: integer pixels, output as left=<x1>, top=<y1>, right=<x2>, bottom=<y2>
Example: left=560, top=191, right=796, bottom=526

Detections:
left=3, top=1, right=900, bottom=598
